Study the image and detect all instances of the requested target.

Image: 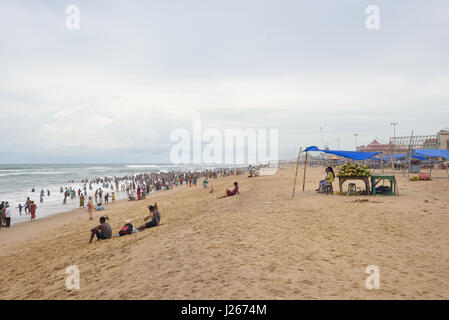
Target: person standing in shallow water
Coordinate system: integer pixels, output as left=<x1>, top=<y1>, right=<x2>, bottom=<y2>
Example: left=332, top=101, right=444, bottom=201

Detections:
left=25, top=197, right=31, bottom=214
left=79, top=194, right=85, bottom=208
left=30, top=201, right=37, bottom=221
left=4, top=202, right=11, bottom=227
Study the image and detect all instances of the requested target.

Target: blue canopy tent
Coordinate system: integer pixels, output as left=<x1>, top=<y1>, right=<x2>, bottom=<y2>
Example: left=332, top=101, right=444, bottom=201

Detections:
left=300, top=146, right=381, bottom=191
left=376, top=153, right=427, bottom=161
left=413, top=149, right=449, bottom=177
left=414, top=149, right=449, bottom=160
left=304, top=146, right=381, bottom=160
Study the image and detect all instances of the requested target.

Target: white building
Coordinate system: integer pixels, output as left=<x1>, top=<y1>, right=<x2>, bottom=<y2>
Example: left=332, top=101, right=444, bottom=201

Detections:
left=438, top=130, right=449, bottom=150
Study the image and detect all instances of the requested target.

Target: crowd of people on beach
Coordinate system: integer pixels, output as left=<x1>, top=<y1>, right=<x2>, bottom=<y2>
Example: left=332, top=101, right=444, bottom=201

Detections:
left=0, top=165, right=259, bottom=228
left=87, top=170, right=247, bottom=242
left=0, top=198, right=37, bottom=228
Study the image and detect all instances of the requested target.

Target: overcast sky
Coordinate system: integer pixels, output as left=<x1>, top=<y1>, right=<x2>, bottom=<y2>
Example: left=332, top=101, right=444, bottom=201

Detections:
left=0, top=0, right=448, bottom=163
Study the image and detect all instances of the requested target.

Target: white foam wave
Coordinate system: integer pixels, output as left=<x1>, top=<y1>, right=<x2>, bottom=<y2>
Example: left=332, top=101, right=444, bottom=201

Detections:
left=125, top=165, right=160, bottom=168
left=0, top=171, right=70, bottom=177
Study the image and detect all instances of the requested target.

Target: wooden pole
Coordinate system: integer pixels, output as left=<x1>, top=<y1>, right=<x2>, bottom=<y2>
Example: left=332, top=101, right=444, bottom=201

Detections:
left=389, top=142, right=395, bottom=175
left=407, top=130, right=414, bottom=178
left=302, top=151, right=309, bottom=191
left=292, top=147, right=302, bottom=198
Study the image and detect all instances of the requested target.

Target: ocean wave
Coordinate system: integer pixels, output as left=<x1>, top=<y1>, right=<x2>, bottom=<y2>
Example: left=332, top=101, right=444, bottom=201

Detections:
left=0, top=171, right=71, bottom=177
left=125, top=165, right=160, bottom=168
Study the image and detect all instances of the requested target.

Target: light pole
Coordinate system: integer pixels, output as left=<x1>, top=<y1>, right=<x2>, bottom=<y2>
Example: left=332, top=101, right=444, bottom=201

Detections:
left=391, top=122, right=398, bottom=139
left=354, top=133, right=359, bottom=151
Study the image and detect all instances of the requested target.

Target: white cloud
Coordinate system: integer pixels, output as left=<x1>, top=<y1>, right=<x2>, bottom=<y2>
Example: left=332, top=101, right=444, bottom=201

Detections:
left=0, top=0, right=448, bottom=162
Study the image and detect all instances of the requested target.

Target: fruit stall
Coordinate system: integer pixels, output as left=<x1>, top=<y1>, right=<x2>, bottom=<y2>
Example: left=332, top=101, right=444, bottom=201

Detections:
left=336, top=163, right=372, bottom=195
left=302, top=146, right=382, bottom=194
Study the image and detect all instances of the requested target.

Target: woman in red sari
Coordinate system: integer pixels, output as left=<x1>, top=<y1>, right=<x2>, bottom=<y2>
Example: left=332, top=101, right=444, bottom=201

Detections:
left=30, top=201, right=37, bottom=221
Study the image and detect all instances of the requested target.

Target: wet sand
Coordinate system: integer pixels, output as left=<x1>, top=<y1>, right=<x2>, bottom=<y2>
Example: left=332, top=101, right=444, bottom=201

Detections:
left=1, top=165, right=449, bottom=299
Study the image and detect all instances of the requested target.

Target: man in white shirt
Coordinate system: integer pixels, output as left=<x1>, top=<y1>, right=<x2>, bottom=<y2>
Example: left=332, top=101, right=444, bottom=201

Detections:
left=4, top=201, right=11, bottom=227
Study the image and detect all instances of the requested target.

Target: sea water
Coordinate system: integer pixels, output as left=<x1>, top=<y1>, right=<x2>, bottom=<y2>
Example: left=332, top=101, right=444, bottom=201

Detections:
left=0, top=163, right=220, bottom=225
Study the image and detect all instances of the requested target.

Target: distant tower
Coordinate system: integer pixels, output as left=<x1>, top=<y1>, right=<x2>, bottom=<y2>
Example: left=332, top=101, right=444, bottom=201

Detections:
left=320, top=126, right=329, bottom=150
left=391, top=122, right=399, bottom=138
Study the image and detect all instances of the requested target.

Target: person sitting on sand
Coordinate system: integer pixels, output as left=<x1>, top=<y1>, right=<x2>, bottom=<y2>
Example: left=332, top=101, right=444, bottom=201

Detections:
left=96, top=203, right=105, bottom=211
left=217, top=182, right=239, bottom=198
left=89, top=216, right=112, bottom=243
left=137, top=203, right=161, bottom=231
left=316, top=167, right=335, bottom=193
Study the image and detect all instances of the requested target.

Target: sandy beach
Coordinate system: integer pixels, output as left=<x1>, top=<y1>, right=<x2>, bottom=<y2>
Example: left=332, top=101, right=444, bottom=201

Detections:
left=1, top=165, right=449, bottom=300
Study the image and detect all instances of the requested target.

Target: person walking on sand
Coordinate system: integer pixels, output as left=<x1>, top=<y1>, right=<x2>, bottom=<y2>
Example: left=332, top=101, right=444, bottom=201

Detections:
left=87, top=196, right=93, bottom=220
left=30, top=201, right=37, bottom=221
